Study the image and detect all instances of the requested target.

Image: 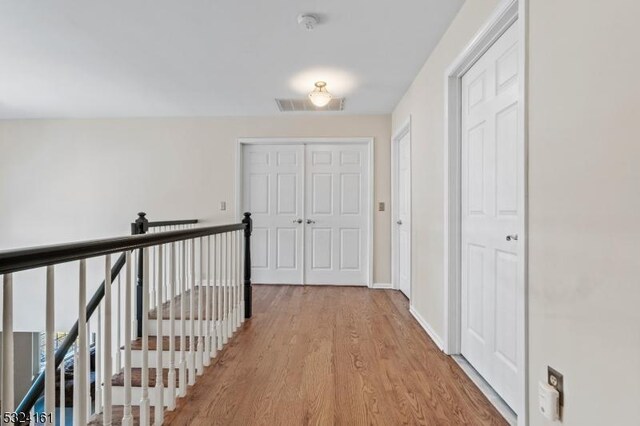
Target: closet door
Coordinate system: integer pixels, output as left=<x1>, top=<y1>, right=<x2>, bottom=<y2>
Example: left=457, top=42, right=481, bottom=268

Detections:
left=242, top=145, right=304, bottom=284
left=304, top=144, right=369, bottom=285
left=460, top=22, right=520, bottom=410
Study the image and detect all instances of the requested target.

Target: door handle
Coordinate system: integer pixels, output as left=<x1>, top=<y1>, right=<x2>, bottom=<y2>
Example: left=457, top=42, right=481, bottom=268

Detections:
left=306, top=219, right=316, bottom=224
left=397, top=220, right=403, bottom=225
left=506, top=234, right=518, bottom=241
left=292, top=218, right=303, bottom=224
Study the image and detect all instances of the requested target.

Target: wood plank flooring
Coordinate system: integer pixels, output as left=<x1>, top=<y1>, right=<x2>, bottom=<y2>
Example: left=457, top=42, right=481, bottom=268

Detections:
left=162, top=285, right=508, bottom=425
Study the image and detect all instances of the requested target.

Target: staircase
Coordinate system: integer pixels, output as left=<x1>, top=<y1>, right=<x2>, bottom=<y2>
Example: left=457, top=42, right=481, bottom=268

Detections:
left=1, top=212, right=253, bottom=426
left=91, top=287, right=236, bottom=424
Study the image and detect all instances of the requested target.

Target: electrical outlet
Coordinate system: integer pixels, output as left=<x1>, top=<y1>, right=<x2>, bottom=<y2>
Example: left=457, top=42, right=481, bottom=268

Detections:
left=378, top=202, right=385, bottom=212
left=220, top=201, right=227, bottom=211
left=548, top=366, right=564, bottom=411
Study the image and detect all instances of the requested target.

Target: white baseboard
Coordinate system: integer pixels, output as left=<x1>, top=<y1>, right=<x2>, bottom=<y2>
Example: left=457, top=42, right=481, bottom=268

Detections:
left=409, top=305, right=444, bottom=350
left=372, top=282, right=393, bottom=289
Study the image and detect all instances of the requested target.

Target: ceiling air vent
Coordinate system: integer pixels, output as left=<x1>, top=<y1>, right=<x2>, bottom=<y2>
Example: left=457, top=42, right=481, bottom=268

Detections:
left=275, top=97, right=344, bottom=112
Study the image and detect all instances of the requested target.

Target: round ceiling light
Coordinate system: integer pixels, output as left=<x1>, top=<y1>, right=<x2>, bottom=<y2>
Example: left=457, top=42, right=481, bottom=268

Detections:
left=308, top=81, right=332, bottom=107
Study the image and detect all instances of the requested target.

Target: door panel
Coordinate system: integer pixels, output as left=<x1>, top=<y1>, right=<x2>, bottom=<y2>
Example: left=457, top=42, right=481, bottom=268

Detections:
left=305, top=144, right=368, bottom=285
left=312, top=174, right=333, bottom=214
left=460, top=22, right=520, bottom=411
left=243, top=145, right=304, bottom=284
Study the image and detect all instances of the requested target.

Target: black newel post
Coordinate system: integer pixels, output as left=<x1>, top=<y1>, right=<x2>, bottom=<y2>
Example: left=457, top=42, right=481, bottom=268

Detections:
left=132, top=212, right=149, bottom=338
left=242, top=212, right=253, bottom=319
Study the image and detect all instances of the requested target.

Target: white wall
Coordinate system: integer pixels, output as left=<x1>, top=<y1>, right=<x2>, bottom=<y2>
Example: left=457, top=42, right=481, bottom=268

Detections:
left=0, top=115, right=391, bottom=330
left=527, top=0, right=640, bottom=424
left=0, top=332, right=40, bottom=403
left=393, top=0, right=640, bottom=424
left=392, top=0, right=502, bottom=342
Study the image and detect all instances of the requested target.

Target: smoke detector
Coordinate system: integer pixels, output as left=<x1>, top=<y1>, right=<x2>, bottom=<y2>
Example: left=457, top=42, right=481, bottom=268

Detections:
left=297, top=14, right=319, bottom=31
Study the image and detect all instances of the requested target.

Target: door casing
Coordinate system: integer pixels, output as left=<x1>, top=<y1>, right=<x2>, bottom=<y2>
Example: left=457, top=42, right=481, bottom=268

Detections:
left=236, top=137, right=375, bottom=288
left=391, top=117, right=412, bottom=298
left=443, top=0, right=528, bottom=424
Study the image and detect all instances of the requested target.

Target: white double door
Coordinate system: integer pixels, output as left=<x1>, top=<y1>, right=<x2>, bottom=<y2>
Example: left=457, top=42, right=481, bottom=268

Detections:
left=460, top=23, right=521, bottom=411
left=243, top=143, right=369, bottom=285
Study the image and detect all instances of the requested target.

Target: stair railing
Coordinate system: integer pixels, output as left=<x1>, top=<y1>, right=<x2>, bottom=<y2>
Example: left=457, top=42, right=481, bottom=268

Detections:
left=0, top=212, right=253, bottom=425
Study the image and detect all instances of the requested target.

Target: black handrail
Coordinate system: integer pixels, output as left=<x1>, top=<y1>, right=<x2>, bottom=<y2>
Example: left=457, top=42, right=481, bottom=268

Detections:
left=0, top=223, right=245, bottom=275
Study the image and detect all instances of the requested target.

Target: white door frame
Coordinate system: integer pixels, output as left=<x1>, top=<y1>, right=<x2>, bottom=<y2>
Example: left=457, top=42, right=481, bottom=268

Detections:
left=236, top=137, right=375, bottom=288
left=391, top=117, right=412, bottom=297
left=443, top=0, right=528, bottom=424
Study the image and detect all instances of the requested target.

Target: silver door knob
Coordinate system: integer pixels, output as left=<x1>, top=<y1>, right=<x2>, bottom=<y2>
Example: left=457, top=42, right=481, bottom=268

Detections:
left=397, top=220, right=403, bottom=225
left=292, top=218, right=303, bottom=224
left=306, top=219, right=316, bottom=224
left=506, top=234, right=518, bottom=241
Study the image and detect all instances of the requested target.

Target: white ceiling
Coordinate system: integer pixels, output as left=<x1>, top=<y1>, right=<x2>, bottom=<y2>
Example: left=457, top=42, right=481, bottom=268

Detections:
left=0, top=1, right=463, bottom=119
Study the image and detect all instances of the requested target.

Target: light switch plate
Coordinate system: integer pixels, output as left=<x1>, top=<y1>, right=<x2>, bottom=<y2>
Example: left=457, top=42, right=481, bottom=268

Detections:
left=220, top=201, right=227, bottom=211
left=378, top=202, right=385, bottom=212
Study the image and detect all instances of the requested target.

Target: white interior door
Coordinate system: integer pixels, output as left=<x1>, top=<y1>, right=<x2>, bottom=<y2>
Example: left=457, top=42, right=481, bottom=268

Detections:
left=304, top=144, right=369, bottom=285
left=242, top=145, right=304, bottom=284
left=395, top=131, right=411, bottom=297
left=460, top=22, right=520, bottom=411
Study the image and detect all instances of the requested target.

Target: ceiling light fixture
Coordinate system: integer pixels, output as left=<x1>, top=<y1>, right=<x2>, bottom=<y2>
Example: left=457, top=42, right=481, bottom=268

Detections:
left=308, top=81, right=332, bottom=107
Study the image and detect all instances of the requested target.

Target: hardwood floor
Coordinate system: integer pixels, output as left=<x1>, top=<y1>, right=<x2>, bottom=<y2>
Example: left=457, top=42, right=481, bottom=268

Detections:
left=162, top=285, right=508, bottom=425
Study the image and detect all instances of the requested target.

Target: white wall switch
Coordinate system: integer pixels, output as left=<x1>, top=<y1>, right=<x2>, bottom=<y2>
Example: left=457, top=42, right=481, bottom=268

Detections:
left=538, top=381, right=560, bottom=421
left=220, top=201, right=227, bottom=211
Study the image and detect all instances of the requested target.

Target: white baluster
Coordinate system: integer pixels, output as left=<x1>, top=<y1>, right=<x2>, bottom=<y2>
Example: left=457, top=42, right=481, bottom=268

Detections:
left=231, top=231, right=238, bottom=332
left=168, top=231, right=171, bottom=302
left=167, top=243, right=177, bottom=410
left=87, top=316, right=92, bottom=418
left=211, top=235, right=218, bottom=358
left=151, top=246, right=156, bottom=310
left=229, top=232, right=234, bottom=334
left=116, top=273, right=122, bottom=372
left=75, top=261, right=87, bottom=426
left=236, top=231, right=240, bottom=327
left=216, top=234, right=223, bottom=351
left=221, top=234, right=228, bottom=345
left=196, top=238, right=204, bottom=376
left=122, top=252, right=133, bottom=426
left=178, top=241, right=187, bottom=397
left=131, top=277, right=138, bottom=351
left=140, top=248, right=150, bottom=426
left=240, top=230, right=246, bottom=322
left=226, top=233, right=232, bottom=340
left=73, top=343, right=78, bottom=426
left=238, top=231, right=242, bottom=326
left=188, top=239, right=196, bottom=385
left=235, top=231, right=239, bottom=329
left=235, top=231, right=240, bottom=329
left=240, top=230, right=244, bottom=325
left=104, top=255, right=113, bottom=425
left=204, top=235, right=211, bottom=367
left=2, top=274, right=15, bottom=415
left=45, top=266, right=56, bottom=424
left=155, top=245, right=164, bottom=425
left=96, top=306, right=102, bottom=414
left=60, top=358, right=66, bottom=426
